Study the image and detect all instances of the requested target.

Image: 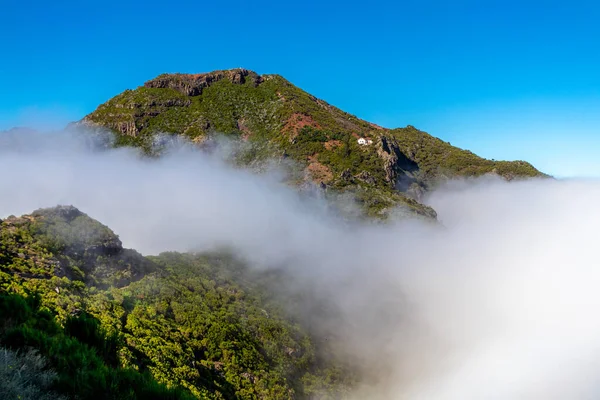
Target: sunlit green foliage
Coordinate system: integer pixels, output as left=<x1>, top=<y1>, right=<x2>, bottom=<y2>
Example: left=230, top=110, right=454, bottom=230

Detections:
left=0, top=291, right=195, bottom=400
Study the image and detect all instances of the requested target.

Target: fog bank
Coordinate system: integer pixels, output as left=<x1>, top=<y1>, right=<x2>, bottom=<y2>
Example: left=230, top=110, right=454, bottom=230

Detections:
left=1, top=128, right=599, bottom=399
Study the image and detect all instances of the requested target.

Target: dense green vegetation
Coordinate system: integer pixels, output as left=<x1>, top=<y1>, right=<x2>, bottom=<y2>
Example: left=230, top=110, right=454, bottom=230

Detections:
left=0, top=206, right=354, bottom=399
left=0, top=291, right=194, bottom=399
left=82, top=68, right=546, bottom=219
left=98, top=252, right=353, bottom=399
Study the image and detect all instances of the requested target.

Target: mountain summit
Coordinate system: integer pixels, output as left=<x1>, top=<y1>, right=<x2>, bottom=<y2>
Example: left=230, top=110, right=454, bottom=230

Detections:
left=81, top=68, right=544, bottom=218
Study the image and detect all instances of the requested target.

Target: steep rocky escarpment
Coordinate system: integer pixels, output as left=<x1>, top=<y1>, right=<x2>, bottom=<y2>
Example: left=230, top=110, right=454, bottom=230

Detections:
left=144, top=68, right=263, bottom=96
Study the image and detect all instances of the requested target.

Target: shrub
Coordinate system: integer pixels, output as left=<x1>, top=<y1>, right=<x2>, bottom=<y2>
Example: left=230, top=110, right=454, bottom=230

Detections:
left=0, top=347, right=66, bottom=400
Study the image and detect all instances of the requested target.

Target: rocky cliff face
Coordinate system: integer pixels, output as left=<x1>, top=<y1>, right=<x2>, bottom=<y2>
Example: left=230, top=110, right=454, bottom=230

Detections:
left=144, top=68, right=263, bottom=96
left=377, top=136, right=418, bottom=181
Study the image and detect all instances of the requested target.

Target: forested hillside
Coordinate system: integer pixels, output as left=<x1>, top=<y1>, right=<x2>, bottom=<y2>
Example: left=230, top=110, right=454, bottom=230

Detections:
left=0, top=206, right=354, bottom=399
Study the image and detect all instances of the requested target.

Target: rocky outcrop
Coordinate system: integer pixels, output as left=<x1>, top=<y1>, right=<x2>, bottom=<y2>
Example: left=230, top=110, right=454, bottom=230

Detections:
left=144, top=68, right=263, bottom=96
left=114, top=119, right=138, bottom=136
left=111, top=97, right=192, bottom=109
left=77, top=117, right=139, bottom=137
left=339, top=168, right=353, bottom=183
left=355, top=171, right=377, bottom=185
left=376, top=135, right=419, bottom=187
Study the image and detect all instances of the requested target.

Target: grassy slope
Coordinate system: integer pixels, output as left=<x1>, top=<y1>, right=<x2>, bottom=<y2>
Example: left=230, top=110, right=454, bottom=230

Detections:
left=82, top=69, right=546, bottom=218
left=0, top=206, right=354, bottom=399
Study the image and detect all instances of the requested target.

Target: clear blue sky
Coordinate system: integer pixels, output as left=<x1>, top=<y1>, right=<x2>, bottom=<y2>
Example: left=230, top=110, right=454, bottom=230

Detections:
left=2, top=0, right=599, bottom=177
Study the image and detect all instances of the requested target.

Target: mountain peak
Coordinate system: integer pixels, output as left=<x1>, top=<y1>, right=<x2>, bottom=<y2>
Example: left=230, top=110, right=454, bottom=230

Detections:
left=82, top=69, right=546, bottom=219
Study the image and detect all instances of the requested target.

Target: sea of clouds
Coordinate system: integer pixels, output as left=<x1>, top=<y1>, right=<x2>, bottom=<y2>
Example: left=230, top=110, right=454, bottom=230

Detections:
left=1, top=127, right=600, bottom=399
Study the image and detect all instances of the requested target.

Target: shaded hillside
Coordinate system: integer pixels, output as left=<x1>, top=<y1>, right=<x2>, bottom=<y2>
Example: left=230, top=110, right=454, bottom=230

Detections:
left=0, top=206, right=355, bottom=399
left=0, top=206, right=156, bottom=292
left=81, top=68, right=545, bottom=217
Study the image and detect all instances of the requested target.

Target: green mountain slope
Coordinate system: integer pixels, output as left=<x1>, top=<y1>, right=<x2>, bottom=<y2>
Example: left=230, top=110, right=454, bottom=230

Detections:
left=0, top=206, right=354, bottom=399
left=80, top=68, right=545, bottom=218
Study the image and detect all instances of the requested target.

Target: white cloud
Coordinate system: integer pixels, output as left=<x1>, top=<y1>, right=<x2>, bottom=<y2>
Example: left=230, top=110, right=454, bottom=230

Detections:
left=1, top=128, right=600, bottom=399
